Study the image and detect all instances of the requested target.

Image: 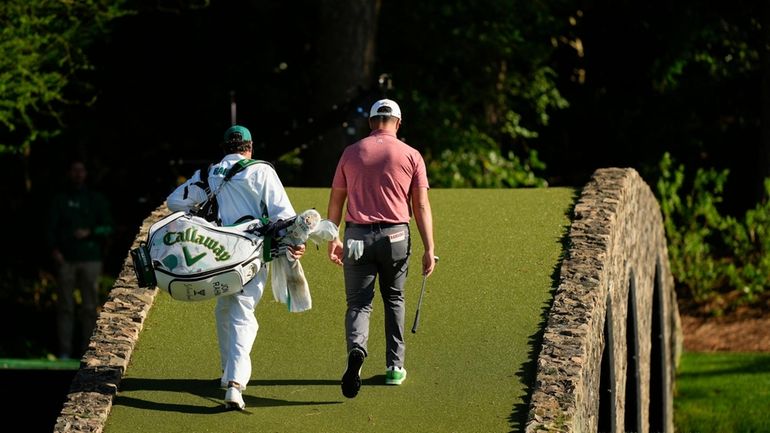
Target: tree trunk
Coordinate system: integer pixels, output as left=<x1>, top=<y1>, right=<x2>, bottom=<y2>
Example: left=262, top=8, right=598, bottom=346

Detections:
left=759, top=0, right=770, bottom=198
left=302, top=0, right=381, bottom=186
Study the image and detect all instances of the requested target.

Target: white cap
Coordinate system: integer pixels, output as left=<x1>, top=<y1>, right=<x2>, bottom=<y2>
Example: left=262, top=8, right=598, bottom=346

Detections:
left=369, top=99, right=402, bottom=120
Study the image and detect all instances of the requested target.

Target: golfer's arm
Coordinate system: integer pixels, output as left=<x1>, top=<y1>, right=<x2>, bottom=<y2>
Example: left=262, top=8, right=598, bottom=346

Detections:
left=327, top=187, right=347, bottom=228
left=412, top=187, right=434, bottom=254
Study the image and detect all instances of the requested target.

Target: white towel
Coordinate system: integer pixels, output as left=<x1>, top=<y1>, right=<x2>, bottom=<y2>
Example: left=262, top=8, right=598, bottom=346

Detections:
left=269, top=209, right=340, bottom=313
left=270, top=256, right=312, bottom=312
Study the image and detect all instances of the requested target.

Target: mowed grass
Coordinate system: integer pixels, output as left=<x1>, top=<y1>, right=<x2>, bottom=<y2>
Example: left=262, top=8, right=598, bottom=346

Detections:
left=674, top=351, right=770, bottom=433
left=104, top=187, right=576, bottom=433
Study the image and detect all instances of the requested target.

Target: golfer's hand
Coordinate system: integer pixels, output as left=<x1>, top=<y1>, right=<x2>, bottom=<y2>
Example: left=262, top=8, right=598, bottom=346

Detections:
left=73, top=228, right=91, bottom=239
left=288, top=244, right=305, bottom=260
left=422, top=252, right=435, bottom=276
left=328, top=239, right=344, bottom=266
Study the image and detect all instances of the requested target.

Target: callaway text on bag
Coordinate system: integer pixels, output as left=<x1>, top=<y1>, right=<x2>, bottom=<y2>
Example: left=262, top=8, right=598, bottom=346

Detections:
left=130, top=208, right=338, bottom=310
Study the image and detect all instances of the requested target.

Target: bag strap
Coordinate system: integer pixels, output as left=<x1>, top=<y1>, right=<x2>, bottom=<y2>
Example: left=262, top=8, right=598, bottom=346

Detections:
left=191, top=164, right=212, bottom=193
left=224, top=159, right=273, bottom=181
left=191, top=159, right=275, bottom=225
left=188, top=164, right=215, bottom=221
left=207, top=159, right=271, bottom=198
left=225, top=159, right=273, bottom=221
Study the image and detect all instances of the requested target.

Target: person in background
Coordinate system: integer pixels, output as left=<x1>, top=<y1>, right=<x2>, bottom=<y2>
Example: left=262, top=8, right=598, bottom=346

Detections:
left=166, top=125, right=305, bottom=410
left=326, top=98, right=436, bottom=398
left=47, top=159, right=113, bottom=360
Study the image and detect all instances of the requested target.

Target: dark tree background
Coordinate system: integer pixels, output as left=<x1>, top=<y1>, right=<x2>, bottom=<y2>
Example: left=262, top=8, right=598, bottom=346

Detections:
left=0, top=0, right=767, bottom=356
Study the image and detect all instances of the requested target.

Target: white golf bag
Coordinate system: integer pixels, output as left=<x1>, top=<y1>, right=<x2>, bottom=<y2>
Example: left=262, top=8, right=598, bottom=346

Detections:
left=131, top=209, right=337, bottom=311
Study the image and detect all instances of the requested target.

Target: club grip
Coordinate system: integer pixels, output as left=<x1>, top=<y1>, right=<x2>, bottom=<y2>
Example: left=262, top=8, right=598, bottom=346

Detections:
left=411, top=309, right=421, bottom=333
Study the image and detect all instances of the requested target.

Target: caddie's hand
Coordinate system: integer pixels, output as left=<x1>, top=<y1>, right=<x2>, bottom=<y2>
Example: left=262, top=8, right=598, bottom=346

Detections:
left=328, top=238, right=344, bottom=266
left=288, top=244, right=306, bottom=260
left=422, top=251, right=435, bottom=276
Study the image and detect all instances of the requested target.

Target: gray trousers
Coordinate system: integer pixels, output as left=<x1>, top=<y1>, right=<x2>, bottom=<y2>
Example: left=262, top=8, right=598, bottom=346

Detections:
left=343, top=223, right=411, bottom=368
left=56, top=260, right=102, bottom=357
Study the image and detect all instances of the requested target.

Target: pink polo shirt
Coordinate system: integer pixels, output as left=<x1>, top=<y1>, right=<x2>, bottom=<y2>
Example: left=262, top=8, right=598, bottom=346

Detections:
left=332, top=129, right=429, bottom=224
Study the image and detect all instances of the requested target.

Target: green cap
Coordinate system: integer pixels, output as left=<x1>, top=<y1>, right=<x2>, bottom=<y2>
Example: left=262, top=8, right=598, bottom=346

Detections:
left=224, top=125, right=252, bottom=142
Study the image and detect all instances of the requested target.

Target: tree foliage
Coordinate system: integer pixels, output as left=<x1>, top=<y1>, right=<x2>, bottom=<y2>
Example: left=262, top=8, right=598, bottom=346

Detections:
left=542, top=0, right=766, bottom=201
left=0, top=0, right=130, bottom=154
left=378, top=0, right=574, bottom=187
left=0, top=0, right=767, bottom=323
left=657, top=153, right=770, bottom=311
left=649, top=1, right=761, bottom=92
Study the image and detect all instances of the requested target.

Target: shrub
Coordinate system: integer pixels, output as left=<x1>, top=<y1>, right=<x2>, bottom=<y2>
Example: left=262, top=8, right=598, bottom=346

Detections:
left=656, top=152, right=770, bottom=310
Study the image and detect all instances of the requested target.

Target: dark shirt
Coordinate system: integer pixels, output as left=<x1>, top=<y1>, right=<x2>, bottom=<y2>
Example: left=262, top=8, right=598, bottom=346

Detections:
left=47, top=187, right=113, bottom=261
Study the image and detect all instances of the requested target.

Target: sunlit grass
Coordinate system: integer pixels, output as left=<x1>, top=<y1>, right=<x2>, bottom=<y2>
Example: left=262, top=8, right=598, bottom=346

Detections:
left=674, top=351, right=770, bottom=433
left=103, top=187, right=576, bottom=433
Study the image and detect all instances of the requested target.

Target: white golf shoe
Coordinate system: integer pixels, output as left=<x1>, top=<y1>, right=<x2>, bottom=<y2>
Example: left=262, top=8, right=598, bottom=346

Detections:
left=224, top=386, right=245, bottom=410
left=220, top=378, right=246, bottom=390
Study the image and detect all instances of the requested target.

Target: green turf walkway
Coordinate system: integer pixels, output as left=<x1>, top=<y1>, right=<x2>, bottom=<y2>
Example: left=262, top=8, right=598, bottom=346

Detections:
left=104, top=187, right=576, bottom=433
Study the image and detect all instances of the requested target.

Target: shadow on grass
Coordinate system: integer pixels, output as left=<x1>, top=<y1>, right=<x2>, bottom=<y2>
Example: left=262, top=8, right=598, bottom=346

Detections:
left=362, top=374, right=388, bottom=385
left=114, top=377, right=342, bottom=414
left=676, top=354, right=770, bottom=380
left=508, top=191, right=578, bottom=433
left=249, top=374, right=388, bottom=386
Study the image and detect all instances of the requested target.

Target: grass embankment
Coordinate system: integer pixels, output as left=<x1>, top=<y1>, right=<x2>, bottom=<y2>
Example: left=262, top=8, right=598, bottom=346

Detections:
left=675, top=351, right=770, bottom=433
left=103, top=187, right=575, bottom=433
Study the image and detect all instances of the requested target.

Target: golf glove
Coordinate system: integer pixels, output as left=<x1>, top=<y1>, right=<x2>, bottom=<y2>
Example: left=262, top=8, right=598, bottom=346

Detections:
left=346, top=239, right=364, bottom=261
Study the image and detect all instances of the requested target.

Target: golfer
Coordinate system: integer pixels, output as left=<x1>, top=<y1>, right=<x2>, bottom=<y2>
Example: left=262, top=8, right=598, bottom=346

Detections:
left=326, top=98, right=436, bottom=398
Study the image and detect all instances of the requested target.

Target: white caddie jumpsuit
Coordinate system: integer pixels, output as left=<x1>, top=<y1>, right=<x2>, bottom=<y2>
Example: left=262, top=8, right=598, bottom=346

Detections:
left=167, top=153, right=295, bottom=389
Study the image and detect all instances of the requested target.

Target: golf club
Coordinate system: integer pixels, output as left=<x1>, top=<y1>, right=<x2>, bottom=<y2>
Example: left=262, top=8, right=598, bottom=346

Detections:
left=411, top=255, right=439, bottom=333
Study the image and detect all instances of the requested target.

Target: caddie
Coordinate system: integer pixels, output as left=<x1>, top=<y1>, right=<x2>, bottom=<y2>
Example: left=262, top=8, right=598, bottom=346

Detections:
left=166, top=124, right=305, bottom=410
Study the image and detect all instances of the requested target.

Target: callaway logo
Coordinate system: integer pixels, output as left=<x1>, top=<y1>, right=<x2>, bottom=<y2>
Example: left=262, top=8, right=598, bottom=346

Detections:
left=183, top=246, right=206, bottom=266
left=163, top=227, right=232, bottom=261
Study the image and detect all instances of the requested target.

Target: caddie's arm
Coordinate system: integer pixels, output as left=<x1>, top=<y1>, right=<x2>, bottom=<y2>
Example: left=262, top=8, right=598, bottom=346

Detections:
left=412, top=187, right=435, bottom=276
left=326, top=187, right=347, bottom=266
left=167, top=170, right=207, bottom=212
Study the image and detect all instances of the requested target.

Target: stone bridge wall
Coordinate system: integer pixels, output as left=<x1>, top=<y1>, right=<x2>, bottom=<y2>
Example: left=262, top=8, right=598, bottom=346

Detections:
left=526, top=168, right=682, bottom=433
left=54, top=206, right=168, bottom=433
left=54, top=167, right=682, bottom=433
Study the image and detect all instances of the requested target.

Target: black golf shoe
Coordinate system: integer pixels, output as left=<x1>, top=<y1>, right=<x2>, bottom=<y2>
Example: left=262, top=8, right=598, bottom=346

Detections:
left=341, top=348, right=365, bottom=398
